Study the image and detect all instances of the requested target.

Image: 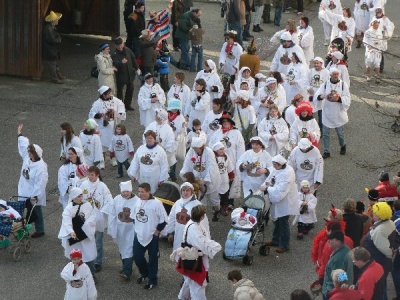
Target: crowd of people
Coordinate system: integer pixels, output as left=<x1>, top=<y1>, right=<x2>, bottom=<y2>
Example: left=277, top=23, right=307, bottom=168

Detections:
left=7, top=0, right=398, bottom=299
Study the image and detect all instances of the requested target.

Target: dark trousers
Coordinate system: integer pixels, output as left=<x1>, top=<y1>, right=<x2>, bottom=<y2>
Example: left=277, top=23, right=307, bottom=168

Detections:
left=159, top=74, right=169, bottom=92
left=297, top=222, right=314, bottom=234
left=297, top=0, right=303, bottom=12
left=179, top=38, right=190, bottom=69
left=172, top=24, right=180, bottom=48
left=44, top=59, right=59, bottom=81
left=116, top=81, right=134, bottom=108
left=272, top=215, right=290, bottom=249
left=133, top=235, right=160, bottom=285
left=117, top=158, right=131, bottom=176
left=220, top=189, right=230, bottom=206
left=274, top=4, right=283, bottom=26
left=262, top=4, right=271, bottom=22
left=243, top=13, right=252, bottom=37
left=122, top=256, right=134, bottom=278
left=380, top=54, right=384, bottom=72
left=132, top=36, right=141, bottom=58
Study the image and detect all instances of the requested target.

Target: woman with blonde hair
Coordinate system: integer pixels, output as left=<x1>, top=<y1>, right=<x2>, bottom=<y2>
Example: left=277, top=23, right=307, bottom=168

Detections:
left=270, top=19, right=299, bottom=44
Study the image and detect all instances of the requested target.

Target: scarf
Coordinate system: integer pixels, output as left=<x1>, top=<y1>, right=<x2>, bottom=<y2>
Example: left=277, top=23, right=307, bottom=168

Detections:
left=168, top=111, right=178, bottom=122
left=225, top=42, right=234, bottom=53
left=222, top=125, right=233, bottom=134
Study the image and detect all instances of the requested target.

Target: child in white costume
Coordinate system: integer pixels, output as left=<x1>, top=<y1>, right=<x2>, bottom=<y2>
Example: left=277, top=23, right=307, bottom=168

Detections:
left=185, top=78, right=211, bottom=128
left=186, top=119, right=207, bottom=150
left=167, top=72, right=191, bottom=116
left=193, top=59, right=223, bottom=102
left=61, top=248, right=97, bottom=300
left=109, top=124, right=134, bottom=178
left=60, top=122, right=83, bottom=161
left=102, top=181, right=139, bottom=280
left=295, top=180, right=317, bottom=240
left=79, top=119, right=103, bottom=167
left=138, top=73, right=166, bottom=128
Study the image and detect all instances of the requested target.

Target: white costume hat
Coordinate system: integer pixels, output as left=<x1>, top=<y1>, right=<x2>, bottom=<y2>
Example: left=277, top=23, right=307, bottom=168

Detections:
left=331, top=51, right=344, bottom=60
left=180, top=182, right=194, bottom=190
left=280, top=31, right=292, bottom=41
left=120, top=181, right=133, bottom=192
left=98, top=86, right=111, bottom=95
left=255, top=73, right=267, bottom=79
left=191, top=137, right=204, bottom=148
left=212, top=142, right=225, bottom=151
left=266, top=77, right=277, bottom=86
left=73, top=147, right=83, bottom=158
left=156, top=108, right=168, bottom=121
left=298, top=138, right=312, bottom=150
left=272, top=154, right=287, bottom=165
left=250, top=136, right=265, bottom=147
left=313, top=57, right=324, bottom=64
left=68, top=187, right=83, bottom=202
left=329, top=67, right=341, bottom=76
left=33, top=144, right=43, bottom=158
left=300, top=180, right=310, bottom=188
left=237, top=89, right=250, bottom=101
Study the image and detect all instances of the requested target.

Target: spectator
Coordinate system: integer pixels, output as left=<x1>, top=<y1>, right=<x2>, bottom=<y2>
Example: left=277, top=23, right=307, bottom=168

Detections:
left=239, top=39, right=261, bottom=78
left=189, top=24, right=205, bottom=73
left=242, top=0, right=254, bottom=41
left=342, top=198, right=364, bottom=247
left=156, top=48, right=171, bottom=92
left=391, top=199, right=400, bottom=299
left=329, top=269, right=361, bottom=299
left=228, top=269, right=265, bottom=299
left=176, top=9, right=203, bottom=70
left=272, top=0, right=284, bottom=27
left=375, top=171, right=400, bottom=204
left=127, top=3, right=146, bottom=57
left=95, top=44, right=117, bottom=94
left=290, top=289, right=312, bottom=300
left=112, top=37, right=140, bottom=111
left=139, top=29, right=161, bottom=77
left=42, top=11, right=64, bottom=84
left=350, top=246, right=385, bottom=299
left=366, top=188, right=379, bottom=218
left=171, top=0, right=185, bottom=51
left=355, top=200, right=372, bottom=236
left=225, top=0, right=244, bottom=46
left=322, top=231, right=353, bottom=299
left=252, top=0, right=265, bottom=32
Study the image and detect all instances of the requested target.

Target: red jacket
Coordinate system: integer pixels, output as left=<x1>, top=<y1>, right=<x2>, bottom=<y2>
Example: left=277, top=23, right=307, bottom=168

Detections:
left=329, top=287, right=362, bottom=300
left=356, top=260, right=384, bottom=300
left=375, top=181, right=400, bottom=202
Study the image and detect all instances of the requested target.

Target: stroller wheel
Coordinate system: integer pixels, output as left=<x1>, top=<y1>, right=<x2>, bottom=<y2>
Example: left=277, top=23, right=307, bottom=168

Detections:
left=259, top=245, right=270, bottom=256
left=13, top=247, right=22, bottom=262
left=243, top=255, right=253, bottom=265
left=24, top=239, right=32, bottom=253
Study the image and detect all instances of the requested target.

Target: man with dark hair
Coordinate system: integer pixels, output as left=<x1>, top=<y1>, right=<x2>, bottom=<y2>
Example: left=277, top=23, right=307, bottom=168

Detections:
left=126, top=2, right=146, bottom=57
left=131, top=182, right=167, bottom=290
left=112, top=37, right=141, bottom=111
left=227, top=269, right=264, bottom=299
left=322, top=231, right=353, bottom=299
left=351, top=247, right=385, bottom=299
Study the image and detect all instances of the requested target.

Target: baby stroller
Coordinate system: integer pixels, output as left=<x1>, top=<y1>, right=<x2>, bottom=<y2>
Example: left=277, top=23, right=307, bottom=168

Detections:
left=223, top=190, right=270, bottom=265
left=0, top=196, right=34, bottom=261
left=154, top=181, right=181, bottom=215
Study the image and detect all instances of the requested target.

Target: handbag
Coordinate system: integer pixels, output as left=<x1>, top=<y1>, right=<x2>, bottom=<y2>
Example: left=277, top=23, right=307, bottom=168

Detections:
left=91, top=66, right=99, bottom=78
left=178, top=223, right=203, bottom=273
left=68, top=204, right=88, bottom=246
left=176, top=127, right=187, bottom=161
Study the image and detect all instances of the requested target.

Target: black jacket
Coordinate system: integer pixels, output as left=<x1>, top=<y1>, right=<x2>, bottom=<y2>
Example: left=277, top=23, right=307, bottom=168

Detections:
left=42, top=23, right=61, bottom=60
left=343, top=213, right=364, bottom=247
left=112, top=46, right=139, bottom=84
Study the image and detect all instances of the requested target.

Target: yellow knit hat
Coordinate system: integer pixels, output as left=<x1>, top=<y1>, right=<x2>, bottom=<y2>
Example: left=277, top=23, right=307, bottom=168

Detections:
left=372, top=202, right=392, bottom=220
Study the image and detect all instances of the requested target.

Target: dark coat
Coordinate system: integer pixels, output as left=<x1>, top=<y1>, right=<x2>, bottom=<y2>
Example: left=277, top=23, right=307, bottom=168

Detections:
left=175, top=11, right=197, bottom=40
left=128, top=11, right=146, bottom=38
left=226, top=0, right=241, bottom=24
left=343, top=213, right=364, bottom=247
left=139, top=37, right=161, bottom=67
left=42, top=23, right=61, bottom=60
left=112, top=46, right=139, bottom=84
left=171, top=0, right=185, bottom=25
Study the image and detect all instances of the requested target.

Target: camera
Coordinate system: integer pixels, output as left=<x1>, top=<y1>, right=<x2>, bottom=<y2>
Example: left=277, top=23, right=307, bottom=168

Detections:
left=103, top=119, right=109, bottom=127
left=300, top=204, right=308, bottom=214
left=150, top=93, right=157, bottom=98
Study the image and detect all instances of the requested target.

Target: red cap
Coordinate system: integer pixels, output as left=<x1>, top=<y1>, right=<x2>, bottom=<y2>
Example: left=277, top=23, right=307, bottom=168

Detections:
left=70, top=248, right=82, bottom=259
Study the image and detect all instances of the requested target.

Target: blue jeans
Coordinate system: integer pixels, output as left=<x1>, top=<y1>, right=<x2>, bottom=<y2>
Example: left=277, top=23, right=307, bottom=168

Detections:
left=322, top=125, right=345, bottom=154
left=179, top=38, right=190, bottom=69
left=95, top=231, right=104, bottom=266
left=227, top=21, right=243, bottom=47
left=34, top=206, right=44, bottom=233
left=274, top=5, right=283, bottom=26
left=272, top=215, right=290, bottom=249
left=133, top=235, right=159, bottom=285
left=190, top=45, right=203, bottom=72
left=86, top=260, right=96, bottom=276
left=122, top=256, right=134, bottom=278
left=117, top=158, right=130, bottom=176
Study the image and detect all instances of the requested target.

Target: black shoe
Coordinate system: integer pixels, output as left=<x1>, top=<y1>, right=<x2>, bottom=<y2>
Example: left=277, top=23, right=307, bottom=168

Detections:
left=263, top=19, right=272, bottom=24
left=212, top=211, right=220, bottom=222
left=246, top=33, right=254, bottom=38
left=340, top=145, right=346, bottom=155
left=257, top=25, right=264, bottom=31
left=125, top=106, right=135, bottom=111
left=144, top=283, right=156, bottom=290
left=253, top=25, right=260, bottom=32
left=322, top=152, right=330, bottom=159
left=31, top=232, right=45, bottom=238
left=243, top=37, right=250, bottom=42
left=137, top=276, right=147, bottom=284
left=95, top=264, right=102, bottom=272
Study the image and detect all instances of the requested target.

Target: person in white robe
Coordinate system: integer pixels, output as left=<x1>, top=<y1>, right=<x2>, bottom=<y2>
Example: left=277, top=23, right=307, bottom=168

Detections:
left=253, top=77, right=287, bottom=126
left=144, top=109, right=177, bottom=179
left=138, top=73, right=166, bottom=128
left=368, top=0, right=386, bottom=22
left=305, top=57, right=330, bottom=130
left=288, top=138, right=324, bottom=192
left=89, top=86, right=126, bottom=168
left=202, top=98, right=223, bottom=146
left=187, top=119, right=208, bottom=150
left=258, top=104, right=289, bottom=156
left=230, top=66, right=256, bottom=100
left=315, top=68, right=350, bottom=158
left=176, top=205, right=221, bottom=300
left=283, top=52, right=309, bottom=105
left=102, top=181, right=139, bottom=280
left=289, top=101, right=320, bottom=149
left=326, top=51, right=350, bottom=88
left=79, top=119, right=104, bottom=167
left=193, top=59, right=223, bottom=103
left=270, top=32, right=306, bottom=75
left=294, top=180, right=317, bottom=239
left=80, top=167, right=113, bottom=272
left=260, top=154, right=298, bottom=253
left=270, top=19, right=300, bottom=45
left=128, top=130, right=169, bottom=193
left=318, top=0, right=343, bottom=45
left=17, top=124, right=48, bottom=238
left=363, top=19, right=384, bottom=83
left=298, top=17, right=315, bottom=65
left=166, top=182, right=210, bottom=261
left=354, top=0, right=371, bottom=48
left=185, top=78, right=211, bottom=127
left=167, top=72, right=192, bottom=117
left=219, top=31, right=243, bottom=76
left=60, top=122, right=82, bottom=162
left=58, top=188, right=97, bottom=277
left=284, top=94, right=303, bottom=127
left=130, top=183, right=168, bottom=289
left=58, top=147, right=87, bottom=208
left=232, top=90, right=257, bottom=146
left=61, top=249, right=97, bottom=300
left=208, top=113, right=245, bottom=201
left=180, top=137, right=222, bottom=215
left=108, top=124, right=135, bottom=178
left=237, top=137, right=273, bottom=198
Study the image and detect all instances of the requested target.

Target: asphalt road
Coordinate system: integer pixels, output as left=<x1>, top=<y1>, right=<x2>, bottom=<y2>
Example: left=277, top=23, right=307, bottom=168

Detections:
left=0, top=0, right=399, bottom=299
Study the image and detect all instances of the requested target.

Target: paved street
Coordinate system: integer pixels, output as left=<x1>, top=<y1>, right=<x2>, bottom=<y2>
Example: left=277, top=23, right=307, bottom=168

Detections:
left=0, top=0, right=399, bottom=299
